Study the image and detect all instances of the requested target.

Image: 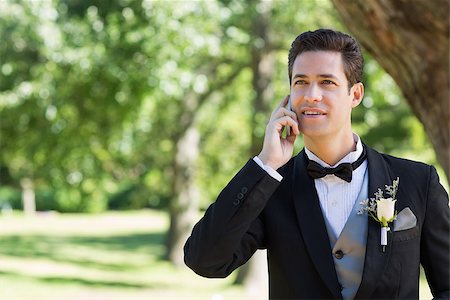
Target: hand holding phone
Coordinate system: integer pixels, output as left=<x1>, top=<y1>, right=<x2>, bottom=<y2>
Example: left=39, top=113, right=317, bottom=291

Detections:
left=258, top=95, right=299, bottom=170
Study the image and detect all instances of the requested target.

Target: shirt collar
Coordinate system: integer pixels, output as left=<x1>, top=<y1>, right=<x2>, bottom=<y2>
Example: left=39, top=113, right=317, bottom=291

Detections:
left=305, top=133, right=363, bottom=168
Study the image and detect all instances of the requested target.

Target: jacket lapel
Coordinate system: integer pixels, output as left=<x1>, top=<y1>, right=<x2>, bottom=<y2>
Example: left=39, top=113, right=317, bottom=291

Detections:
left=292, top=151, right=342, bottom=299
left=355, top=146, right=395, bottom=299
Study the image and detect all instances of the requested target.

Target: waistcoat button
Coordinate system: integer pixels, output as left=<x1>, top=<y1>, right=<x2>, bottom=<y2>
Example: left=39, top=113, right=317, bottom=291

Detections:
left=334, top=250, right=344, bottom=259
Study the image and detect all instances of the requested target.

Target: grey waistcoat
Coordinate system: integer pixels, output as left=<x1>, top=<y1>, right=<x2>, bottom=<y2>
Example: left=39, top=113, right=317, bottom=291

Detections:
left=324, top=170, right=369, bottom=300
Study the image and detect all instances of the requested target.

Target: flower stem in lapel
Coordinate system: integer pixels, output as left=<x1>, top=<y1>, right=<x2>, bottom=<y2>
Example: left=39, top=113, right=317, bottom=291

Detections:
left=380, top=227, right=390, bottom=252
left=358, top=177, right=399, bottom=253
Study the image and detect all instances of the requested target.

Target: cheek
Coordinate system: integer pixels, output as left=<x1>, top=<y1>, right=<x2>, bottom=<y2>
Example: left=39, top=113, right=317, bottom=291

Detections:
left=290, top=87, right=315, bottom=101
left=289, top=89, right=302, bottom=99
left=289, top=92, right=303, bottom=108
left=335, top=103, right=354, bottom=120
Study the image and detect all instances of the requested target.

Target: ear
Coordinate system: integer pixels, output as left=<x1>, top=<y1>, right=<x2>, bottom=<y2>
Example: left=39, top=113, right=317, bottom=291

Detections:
left=351, top=82, right=364, bottom=108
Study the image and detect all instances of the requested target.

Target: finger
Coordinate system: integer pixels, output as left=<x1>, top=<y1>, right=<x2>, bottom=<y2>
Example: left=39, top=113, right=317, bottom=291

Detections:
left=286, top=131, right=298, bottom=143
left=271, top=95, right=290, bottom=118
left=289, top=122, right=300, bottom=136
left=276, top=95, right=290, bottom=110
left=276, top=116, right=299, bottom=134
left=286, top=119, right=300, bottom=136
left=273, top=107, right=298, bottom=122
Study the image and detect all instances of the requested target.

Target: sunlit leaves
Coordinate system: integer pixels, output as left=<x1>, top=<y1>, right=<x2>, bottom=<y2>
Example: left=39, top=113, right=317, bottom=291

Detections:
left=0, top=0, right=436, bottom=212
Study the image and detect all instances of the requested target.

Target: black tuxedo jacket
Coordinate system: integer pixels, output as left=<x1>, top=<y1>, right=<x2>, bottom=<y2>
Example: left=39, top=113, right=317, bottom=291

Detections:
left=184, top=146, right=450, bottom=299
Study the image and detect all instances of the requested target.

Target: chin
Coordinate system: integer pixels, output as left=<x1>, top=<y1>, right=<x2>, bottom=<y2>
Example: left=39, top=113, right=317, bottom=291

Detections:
left=300, top=126, right=329, bottom=138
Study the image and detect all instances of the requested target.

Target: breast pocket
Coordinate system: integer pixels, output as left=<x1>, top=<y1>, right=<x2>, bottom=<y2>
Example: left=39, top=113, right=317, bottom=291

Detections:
left=392, top=225, right=420, bottom=242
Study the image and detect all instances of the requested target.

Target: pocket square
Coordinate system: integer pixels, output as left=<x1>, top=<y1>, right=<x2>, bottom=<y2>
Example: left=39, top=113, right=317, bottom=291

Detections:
left=394, top=207, right=417, bottom=231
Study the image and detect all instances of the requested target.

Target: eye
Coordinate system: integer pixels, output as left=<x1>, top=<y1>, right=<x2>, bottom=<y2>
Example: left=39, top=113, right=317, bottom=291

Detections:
left=322, top=80, right=335, bottom=85
left=294, top=80, right=307, bottom=85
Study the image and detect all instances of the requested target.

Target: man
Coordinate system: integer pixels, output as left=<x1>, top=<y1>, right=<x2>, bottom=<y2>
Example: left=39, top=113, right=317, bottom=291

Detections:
left=184, top=29, right=449, bottom=299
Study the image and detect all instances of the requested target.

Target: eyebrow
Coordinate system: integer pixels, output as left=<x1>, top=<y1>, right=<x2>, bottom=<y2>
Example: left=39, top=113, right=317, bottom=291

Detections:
left=292, top=73, right=339, bottom=80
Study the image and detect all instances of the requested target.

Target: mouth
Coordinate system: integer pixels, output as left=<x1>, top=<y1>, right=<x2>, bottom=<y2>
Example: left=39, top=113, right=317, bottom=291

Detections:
left=301, top=109, right=326, bottom=116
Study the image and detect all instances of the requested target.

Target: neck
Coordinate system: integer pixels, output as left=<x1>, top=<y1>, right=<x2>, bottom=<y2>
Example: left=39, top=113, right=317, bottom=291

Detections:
left=305, top=132, right=356, bottom=166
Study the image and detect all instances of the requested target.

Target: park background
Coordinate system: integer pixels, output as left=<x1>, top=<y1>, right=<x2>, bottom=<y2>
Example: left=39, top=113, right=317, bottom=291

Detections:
left=0, top=0, right=448, bottom=299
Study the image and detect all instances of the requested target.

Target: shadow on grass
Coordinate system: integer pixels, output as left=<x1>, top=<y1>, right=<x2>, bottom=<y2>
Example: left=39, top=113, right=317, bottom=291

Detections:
left=0, top=232, right=167, bottom=271
left=0, top=270, right=160, bottom=289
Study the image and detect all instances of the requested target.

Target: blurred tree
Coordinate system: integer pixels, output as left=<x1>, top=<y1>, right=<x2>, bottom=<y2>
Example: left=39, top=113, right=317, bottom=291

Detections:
left=0, top=0, right=155, bottom=212
left=230, top=0, right=276, bottom=289
left=0, top=1, right=47, bottom=213
left=0, top=1, right=444, bottom=284
left=146, top=1, right=249, bottom=266
left=332, top=0, right=450, bottom=184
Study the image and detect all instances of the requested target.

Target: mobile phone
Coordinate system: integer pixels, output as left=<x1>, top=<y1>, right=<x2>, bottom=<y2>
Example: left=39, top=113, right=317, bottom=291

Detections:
left=285, top=97, right=291, bottom=136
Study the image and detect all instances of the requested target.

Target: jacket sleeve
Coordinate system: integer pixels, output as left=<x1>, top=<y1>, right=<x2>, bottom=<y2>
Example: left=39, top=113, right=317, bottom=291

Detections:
left=420, top=166, right=450, bottom=299
left=184, top=159, right=281, bottom=278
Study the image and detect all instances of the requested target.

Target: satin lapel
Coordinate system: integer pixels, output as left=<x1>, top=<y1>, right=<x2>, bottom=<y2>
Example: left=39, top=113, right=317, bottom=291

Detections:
left=292, top=151, right=342, bottom=299
left=355, top=146, right=395, bottom=299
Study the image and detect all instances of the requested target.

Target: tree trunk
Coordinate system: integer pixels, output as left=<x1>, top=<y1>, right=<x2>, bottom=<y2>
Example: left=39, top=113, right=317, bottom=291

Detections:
left=234, top=1, right=273, bottom=297
left=249, top=9, right=276, bottom=157
left=166, top=126, right=200, bottom=266
left=20, top=178, right=36, bottom=215
left=331, top=0, right=450, bottom=184
left=164, top=61, right=244, bottom=266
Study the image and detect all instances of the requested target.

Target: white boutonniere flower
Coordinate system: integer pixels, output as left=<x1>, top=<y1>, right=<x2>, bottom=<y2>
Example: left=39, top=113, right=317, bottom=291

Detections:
left=358, top=177, right=399, bottom=252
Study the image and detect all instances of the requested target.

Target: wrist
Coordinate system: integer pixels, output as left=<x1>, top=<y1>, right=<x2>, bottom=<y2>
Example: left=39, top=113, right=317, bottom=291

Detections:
left=257, top=154, right=279, bottom=170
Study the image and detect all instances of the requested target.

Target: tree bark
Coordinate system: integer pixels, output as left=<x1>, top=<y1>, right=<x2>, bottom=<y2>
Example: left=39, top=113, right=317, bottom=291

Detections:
left=166, top=126, right=200, bottom=266
left=331, top=0, right=450, bottom=183
left=249, top=3, right=276, bottom=157
left=234, top=1, right=273, bottom=297
left=20, top=178, right=36, bottom=215
left=165, top=64, right=244, bottom=266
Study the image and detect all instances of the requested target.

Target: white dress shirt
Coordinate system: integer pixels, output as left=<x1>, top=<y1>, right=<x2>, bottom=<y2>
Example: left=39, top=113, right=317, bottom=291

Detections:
left=254, top=134, right=368, bottom=238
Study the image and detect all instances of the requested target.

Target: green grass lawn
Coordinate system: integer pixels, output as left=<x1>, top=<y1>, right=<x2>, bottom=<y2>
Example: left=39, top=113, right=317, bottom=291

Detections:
left=0, top=210, right=433, bottom=299
left=0, top=210, right=245, bottom=300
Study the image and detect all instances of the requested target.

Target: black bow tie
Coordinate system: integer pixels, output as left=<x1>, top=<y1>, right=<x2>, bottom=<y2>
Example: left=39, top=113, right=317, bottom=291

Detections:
left=306, top=146, right=367, bottom=182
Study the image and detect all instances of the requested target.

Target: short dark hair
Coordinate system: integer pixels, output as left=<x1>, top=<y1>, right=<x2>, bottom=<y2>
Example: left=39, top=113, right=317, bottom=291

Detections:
left=288, top=29, right=364, bottom=89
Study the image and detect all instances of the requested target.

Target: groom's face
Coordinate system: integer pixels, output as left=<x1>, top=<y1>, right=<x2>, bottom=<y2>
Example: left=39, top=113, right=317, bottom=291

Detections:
left=289, top=50, right=363, bottom=140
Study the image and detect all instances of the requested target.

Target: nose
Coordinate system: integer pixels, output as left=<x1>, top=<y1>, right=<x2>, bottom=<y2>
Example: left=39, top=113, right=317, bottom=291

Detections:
left=304, top=83, right=322, bottom=102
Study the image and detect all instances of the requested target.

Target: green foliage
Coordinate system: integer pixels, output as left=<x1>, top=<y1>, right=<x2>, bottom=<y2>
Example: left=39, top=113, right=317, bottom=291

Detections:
left=0, top=0, right=441, bottom=213
left=353, top=55, right=435, bottom=164
left=0, top=187, right=20, bottom=210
